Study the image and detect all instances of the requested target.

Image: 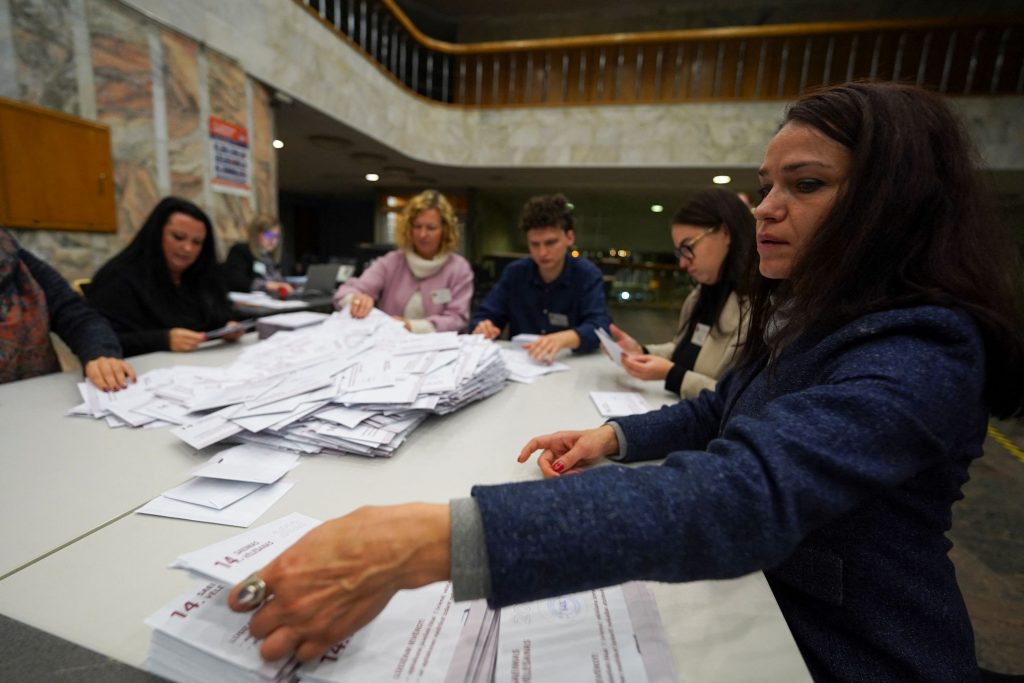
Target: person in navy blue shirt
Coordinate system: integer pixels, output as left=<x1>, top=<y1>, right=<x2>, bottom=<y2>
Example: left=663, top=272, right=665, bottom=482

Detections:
left=470, top=193, right=611, bottom=362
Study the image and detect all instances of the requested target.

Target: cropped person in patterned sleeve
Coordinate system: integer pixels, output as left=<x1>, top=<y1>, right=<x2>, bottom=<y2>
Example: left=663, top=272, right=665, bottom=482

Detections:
left=0, top=228, right=134, bottom=390
left=470, top=193, right=611, bottom=363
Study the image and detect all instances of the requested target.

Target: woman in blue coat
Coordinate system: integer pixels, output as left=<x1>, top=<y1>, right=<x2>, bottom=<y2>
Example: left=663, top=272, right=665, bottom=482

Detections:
left=229, top=83, right=1024, bottom=681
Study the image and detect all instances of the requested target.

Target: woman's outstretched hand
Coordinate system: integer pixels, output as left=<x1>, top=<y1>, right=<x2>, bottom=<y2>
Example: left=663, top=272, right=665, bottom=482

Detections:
left=228, top=503, right=451, bottom=663
left=517, top=425, right=620, bottom=477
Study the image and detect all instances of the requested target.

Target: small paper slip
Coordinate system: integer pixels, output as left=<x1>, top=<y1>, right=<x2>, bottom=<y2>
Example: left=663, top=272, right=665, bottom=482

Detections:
left=161, top=478, right=264, bottom=510
left=169, top=512, right=322, bottom=583
left=144, top=581, right=297, bottom=682
left=190, top=444, right=301, bottom=484
left=136, top=480, right=295, bottom=528
left=172, top=407, right=244, bottom=450
left=510, top=333, right=540, bottom=348
left=300, top=582, right=466, bottom=683
left=595, top=327, right=625, bottom=366
left=589, top=391, right=652, bottom=417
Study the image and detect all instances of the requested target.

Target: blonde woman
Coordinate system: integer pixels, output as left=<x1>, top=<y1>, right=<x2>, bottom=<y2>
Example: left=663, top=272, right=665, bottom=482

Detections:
left=333, top=189, right=473, bottom=333
left=223, top=215, right=293, bottom=296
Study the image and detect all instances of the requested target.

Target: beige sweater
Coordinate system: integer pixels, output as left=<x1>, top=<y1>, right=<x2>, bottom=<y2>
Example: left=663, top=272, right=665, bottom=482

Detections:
left=646, top=288, right=748, bottom=399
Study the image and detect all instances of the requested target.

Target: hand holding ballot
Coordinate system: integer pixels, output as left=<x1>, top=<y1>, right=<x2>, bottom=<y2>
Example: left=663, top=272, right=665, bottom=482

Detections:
left=609, top=323, right=644, bottom=356
left=228, top=503, right=451, bottom=663
left=606, top=323, right=674, bottom=381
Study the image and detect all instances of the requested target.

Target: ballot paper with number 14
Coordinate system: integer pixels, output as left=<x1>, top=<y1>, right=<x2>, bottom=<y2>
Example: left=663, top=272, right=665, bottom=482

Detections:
left=169, top=512, right=322, bottom=584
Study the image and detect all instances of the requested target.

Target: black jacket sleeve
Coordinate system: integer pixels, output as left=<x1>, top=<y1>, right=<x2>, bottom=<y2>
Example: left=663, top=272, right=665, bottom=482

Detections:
left=86, top=268, right=170, bottom=356
left=20, top=249, right=123, bottom=364
left=222, top=243, right=255, bottom=292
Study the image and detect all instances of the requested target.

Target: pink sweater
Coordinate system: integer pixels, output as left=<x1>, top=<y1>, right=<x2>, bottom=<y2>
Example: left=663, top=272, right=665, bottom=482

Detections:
left=332, top=249, right=474, bottom=332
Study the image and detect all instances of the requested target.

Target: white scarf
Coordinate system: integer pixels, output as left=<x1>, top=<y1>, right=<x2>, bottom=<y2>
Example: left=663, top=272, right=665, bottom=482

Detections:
left=404, top=249, right=450, bottom=280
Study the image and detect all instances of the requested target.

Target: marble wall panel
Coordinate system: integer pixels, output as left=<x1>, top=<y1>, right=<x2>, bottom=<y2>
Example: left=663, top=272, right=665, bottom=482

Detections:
left=87, top=0, right=158, bottom=243
left=206, top=50, right=251, bottom=250
left=251, top=80, right=277, bottom=217
left=9, top=0, right=78, bottom=114
left=206, top=50, right=246, bottom=126
left=210, top=193, right=253, bottom=259
left=160, top=29, right=203, bottom=202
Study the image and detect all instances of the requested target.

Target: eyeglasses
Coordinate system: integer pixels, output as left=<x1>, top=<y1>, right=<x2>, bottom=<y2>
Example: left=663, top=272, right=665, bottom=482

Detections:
left=673, top=227, right=717, bottom=261
left=261, top=230, right=280, bottom=241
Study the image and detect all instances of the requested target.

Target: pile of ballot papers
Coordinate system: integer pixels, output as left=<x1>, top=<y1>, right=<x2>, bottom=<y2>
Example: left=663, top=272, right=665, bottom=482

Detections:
left=145, top=514, right=677, bottom=683
left=68, top=310, right=510, bottom=459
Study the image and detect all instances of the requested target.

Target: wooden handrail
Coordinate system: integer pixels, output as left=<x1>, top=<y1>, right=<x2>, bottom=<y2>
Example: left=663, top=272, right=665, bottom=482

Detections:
left=296, top=1, right=1024, bottom=105
left=377, top=3, right=1020, bottom=55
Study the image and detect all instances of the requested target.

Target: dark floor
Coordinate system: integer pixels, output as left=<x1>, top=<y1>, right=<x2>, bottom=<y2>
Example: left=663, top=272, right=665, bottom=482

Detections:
left=613, top=303, right=1024, bottom=675
left=954, top=417, right=1024, bottom=674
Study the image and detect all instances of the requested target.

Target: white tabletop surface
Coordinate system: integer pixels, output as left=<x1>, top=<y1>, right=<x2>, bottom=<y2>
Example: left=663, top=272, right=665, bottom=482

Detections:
left=0, top=335, right=811, bottom=682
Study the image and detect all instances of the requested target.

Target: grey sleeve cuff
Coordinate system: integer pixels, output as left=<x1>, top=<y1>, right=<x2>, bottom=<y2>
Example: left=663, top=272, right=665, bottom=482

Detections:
left=606, top=420, right=628, bottom=461
left=450, top=497, right=492, bottom=602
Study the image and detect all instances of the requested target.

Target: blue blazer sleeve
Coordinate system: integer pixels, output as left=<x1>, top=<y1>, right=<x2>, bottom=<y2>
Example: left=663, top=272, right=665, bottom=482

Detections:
left=472, top=308, right=986, bottom=608
left=469, top=269, right=512, bottom=332
left=570, top=260, right=611, bottom=353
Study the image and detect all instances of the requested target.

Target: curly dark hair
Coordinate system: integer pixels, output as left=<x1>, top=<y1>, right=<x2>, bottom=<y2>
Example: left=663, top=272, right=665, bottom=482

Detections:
left=739, top=82, right=1024, bottom=418
left=518, top=194, right=574, bottom=234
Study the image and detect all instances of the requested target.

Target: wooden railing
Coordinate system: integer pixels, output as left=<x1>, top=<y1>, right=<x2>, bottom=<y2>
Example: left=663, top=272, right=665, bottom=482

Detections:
left=297, top=1, right=1024, bottom=106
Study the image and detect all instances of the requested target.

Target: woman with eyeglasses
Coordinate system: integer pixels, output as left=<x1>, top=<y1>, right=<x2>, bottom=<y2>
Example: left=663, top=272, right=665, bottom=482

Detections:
left=610, top=188, right=755, bottom=398
left=332, top=189, right=473, bottom=333
left=223, top=215, right=294, bottom=297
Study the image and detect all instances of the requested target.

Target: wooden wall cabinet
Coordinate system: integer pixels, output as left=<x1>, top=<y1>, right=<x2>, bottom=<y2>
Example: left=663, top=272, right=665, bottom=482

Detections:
left=0, top=97, right=117, bottom=233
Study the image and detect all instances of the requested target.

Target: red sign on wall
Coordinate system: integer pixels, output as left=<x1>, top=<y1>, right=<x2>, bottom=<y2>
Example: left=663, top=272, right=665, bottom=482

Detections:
left=209, top=116, right=250, bottom=195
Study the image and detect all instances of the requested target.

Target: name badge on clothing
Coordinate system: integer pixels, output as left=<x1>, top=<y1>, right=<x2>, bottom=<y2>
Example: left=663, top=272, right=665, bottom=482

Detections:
left=548, top=312, right=569, bottom=327
left=431, top=288, right=452, bottom=305
left=253, top=261, right=267, bottom=276
left=691, top=322, right=711, bottom=347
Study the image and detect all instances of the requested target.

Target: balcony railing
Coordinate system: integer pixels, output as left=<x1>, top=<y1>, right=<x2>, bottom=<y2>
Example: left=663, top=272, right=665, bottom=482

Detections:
left=297, top=0, right=1024, bottom=106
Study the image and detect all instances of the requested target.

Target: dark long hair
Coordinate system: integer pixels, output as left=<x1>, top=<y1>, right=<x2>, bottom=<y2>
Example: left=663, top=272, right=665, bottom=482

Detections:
left=673, top=188, right=755, bottom=341
left=739, top=82, right=1024, bottom=418
left=93, top=196, right=226, bottom=299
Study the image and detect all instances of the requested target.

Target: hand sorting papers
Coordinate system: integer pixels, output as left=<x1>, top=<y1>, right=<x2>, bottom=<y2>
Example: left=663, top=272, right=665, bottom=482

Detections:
left=596, top=326, right=626, bottom=366
left=69, top=310, right=510, bottom=460
left=499, top=348, right=570, bottom=384
left=147, top=516, right=676, bottom=682
left=136, top=445, right=302, bottom=527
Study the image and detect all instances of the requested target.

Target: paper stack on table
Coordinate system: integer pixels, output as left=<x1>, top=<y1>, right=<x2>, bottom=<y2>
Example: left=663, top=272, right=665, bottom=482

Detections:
left=68, top=310, right=510, bottom=459
left=146, top=516, right=675, bottom=683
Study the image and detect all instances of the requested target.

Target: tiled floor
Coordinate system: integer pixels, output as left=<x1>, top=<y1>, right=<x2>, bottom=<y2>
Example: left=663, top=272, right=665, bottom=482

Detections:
left=613, top=303, right=1024, bottom=675
left=954, top=418, right=1024, bottom=674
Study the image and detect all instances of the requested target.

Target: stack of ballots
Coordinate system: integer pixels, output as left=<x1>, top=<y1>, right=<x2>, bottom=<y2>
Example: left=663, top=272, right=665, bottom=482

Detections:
left=68, top=310, right=509, bottom=458
left=146, top=514, right=677, bottom=683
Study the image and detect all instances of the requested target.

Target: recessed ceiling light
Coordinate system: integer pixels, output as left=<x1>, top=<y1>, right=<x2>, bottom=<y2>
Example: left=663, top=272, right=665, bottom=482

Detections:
left=365, top=173, right=380, bottom=182
left=650, top=204, right=664, bottom=213
left=272, top=139, right=284, bottom=149
left=713, top=175, right=731, bottom=184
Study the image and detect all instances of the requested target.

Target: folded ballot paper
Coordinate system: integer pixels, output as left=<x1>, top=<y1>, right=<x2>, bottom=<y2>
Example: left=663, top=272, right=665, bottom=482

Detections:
left=147, top=514, right=676, bottom=683
left=136, top=444, right=303, bottom=527
left=69, top=310, right=511, bottom=460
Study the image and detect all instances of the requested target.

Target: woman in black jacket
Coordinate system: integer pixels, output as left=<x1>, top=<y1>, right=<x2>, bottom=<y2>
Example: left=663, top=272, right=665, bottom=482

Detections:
left=88, top=197, right=242, bottom=356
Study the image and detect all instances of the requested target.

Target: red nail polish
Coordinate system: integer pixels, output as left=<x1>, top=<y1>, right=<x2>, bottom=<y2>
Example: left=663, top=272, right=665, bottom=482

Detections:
left=552, top=461, right=564, bottom=473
